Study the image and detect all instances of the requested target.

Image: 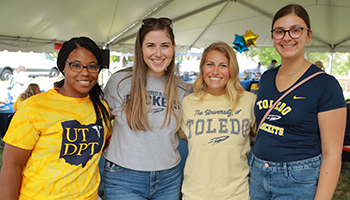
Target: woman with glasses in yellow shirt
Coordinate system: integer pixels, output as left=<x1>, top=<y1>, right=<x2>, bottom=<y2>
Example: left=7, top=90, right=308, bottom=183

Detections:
left=0, top=36, right=111, bottom=200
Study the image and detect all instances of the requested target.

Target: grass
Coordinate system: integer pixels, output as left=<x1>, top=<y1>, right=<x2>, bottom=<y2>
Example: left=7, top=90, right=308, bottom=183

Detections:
left=333, top=162, right=350, bottom=200
left=0, top=146, right=348, bottom=199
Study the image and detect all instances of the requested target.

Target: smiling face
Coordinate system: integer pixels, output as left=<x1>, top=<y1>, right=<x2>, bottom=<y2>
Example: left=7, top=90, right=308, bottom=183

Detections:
left=60, top=47, right=99, bottom=98
left=142, top=29, right=175, bottom=77
left=272, top=13, right=312, bottom=60
left=203, top=50, right=230, bottom=96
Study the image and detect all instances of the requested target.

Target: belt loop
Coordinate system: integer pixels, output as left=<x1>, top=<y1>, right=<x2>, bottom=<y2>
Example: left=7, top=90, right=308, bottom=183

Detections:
left=283, top=163, right=288, bottom=177
left=249, top=154, right=255, bottom=166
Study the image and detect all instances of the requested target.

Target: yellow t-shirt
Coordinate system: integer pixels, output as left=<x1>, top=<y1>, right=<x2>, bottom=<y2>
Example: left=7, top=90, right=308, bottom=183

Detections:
left=12, top=95, right=23, bottom=110
left=4, top=88, right=111, bottom=200
left=180, top=92, right=256, bottom=200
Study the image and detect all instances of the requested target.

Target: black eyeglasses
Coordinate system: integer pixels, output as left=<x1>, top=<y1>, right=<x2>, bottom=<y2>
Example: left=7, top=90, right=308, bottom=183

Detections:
left=142, top=17, right=172, bottom=27
left=65, top=61, right=101, bottom=73
left=271, top=27, right=309, bottom=40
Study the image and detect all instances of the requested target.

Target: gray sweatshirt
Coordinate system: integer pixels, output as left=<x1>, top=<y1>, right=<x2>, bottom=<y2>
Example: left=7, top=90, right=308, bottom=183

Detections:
left=103, top=70, right=188, bottom=171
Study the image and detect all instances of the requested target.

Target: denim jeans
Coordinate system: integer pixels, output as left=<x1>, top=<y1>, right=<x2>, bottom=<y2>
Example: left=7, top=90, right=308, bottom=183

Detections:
left=102, top=160, right=182, bottom=200
left=249, top=154, right=322, bottom=200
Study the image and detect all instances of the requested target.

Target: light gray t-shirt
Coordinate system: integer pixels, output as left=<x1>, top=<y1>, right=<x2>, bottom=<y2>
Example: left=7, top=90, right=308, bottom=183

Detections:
left=103, top=70, right=188, bottom=171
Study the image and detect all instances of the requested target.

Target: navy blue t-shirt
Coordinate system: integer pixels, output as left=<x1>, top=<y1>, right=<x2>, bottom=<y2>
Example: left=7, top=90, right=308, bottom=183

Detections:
left=253, top=64, right=345, bottom=162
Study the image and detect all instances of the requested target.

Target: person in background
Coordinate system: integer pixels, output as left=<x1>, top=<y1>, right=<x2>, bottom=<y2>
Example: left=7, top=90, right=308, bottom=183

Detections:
left=267, top=59, right=277, bottom=70
left=14, top=65, right=30, bottom=86
left=253, top=61, right=265, bottom=78
left=12, top=83, right=41, bottom=112
left=9, top=65, right=30, bottom=100
left=315, top=60, right=325, bottom=71
left=0, top=36, right=112, bottom=200
left=178, top=42, right=256, bottom=199
left=243, top=69, right=252, bottom=80
left=102, top=17, right=189, bottom=200
left=250, top=4, right=346, bottom=200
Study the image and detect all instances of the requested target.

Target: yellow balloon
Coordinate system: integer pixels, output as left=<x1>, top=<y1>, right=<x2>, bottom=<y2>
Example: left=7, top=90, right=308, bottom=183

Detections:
left=243, top=29, right=259, bottom=47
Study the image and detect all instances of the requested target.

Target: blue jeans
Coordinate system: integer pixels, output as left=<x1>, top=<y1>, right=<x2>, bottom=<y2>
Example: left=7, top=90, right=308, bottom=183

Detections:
left=102, top=160, right=182, bottom=200
left=249, top=154, right=322, bottom=200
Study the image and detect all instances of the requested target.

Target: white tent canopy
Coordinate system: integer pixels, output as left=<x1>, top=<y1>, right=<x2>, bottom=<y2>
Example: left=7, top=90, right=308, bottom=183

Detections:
left=1, top=0, right=350, bottom=53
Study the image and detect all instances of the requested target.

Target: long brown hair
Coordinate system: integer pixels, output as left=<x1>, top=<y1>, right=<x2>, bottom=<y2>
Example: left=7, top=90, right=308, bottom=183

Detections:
left=20, top=83, right=40, bottom=101
left=121, top=18, right=187, bottom=131
left=193, top=42, right=244, bottom=109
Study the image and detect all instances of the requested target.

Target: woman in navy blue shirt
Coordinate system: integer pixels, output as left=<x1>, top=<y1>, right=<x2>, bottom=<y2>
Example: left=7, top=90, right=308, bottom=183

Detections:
left=250, top=4, right=346, bottom=200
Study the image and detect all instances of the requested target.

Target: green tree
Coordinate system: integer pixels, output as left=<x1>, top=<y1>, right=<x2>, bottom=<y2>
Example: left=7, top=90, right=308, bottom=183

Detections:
left=241, top=47, right=281, bottom=67
left=331, top=53, right=350, bottom=76
left=52, top=52, right=58, bottom=59
left=110, top=55, right=119, bottom=62
left=243, top=48, right=350, bottom=76
left=305, top=52, right=330, bottom=71
left=305, top=52, right=329, bottom=64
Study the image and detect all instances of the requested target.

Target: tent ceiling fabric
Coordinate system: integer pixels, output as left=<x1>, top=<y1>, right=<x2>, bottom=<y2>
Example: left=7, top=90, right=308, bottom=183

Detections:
left=1, top=0, right=350, bottom=53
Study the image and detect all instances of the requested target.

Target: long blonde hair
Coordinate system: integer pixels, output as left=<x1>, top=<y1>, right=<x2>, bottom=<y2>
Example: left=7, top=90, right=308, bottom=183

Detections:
left=193, top=42, right=244, bottom=109
left=120, top=19, right=187, bottom=131
left=20, top=83, right=40, bottom=101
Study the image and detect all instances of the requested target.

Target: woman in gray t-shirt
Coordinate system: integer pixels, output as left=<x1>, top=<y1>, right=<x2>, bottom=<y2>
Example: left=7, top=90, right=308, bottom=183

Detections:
left=102, top=17, right=188, bottom=200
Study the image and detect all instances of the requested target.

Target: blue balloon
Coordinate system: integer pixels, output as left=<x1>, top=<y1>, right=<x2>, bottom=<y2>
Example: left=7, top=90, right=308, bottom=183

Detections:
left=233, top=34, right=249, bottom=53
left=233, top=34, right=246, bottom=47
left=233, top=43, right=249, bottom=53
